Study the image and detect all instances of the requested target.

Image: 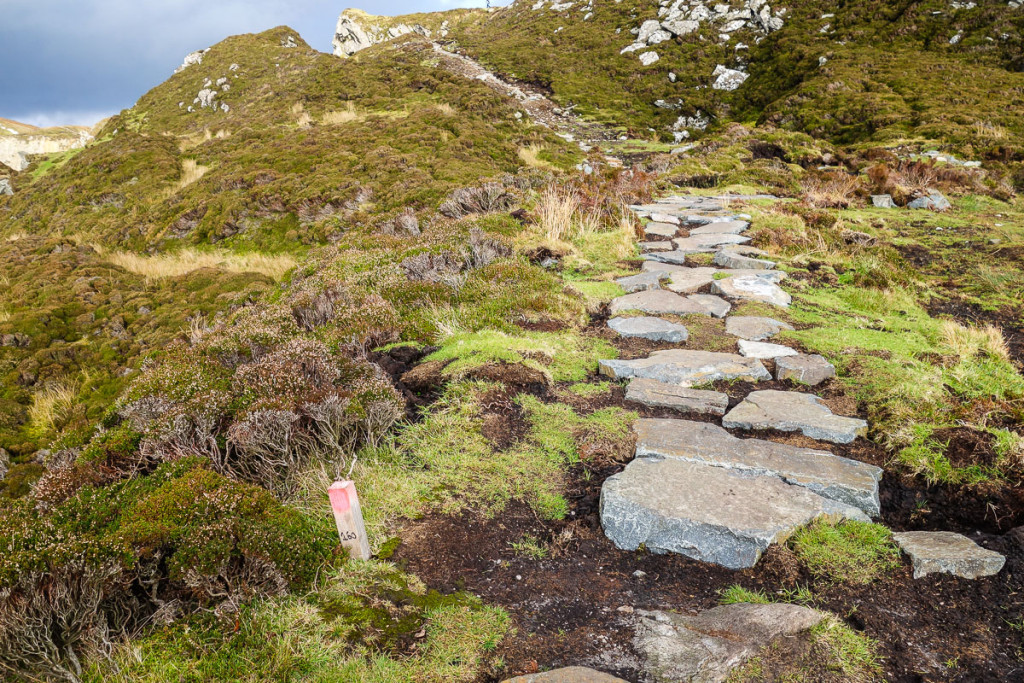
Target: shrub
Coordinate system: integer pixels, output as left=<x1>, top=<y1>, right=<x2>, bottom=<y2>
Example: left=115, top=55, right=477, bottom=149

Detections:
left=439, top=182, right=517, bottom=219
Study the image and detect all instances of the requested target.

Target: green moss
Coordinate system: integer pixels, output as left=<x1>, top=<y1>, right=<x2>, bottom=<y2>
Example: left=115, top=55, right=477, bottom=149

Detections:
left=790, top=520, right=901, bottom=584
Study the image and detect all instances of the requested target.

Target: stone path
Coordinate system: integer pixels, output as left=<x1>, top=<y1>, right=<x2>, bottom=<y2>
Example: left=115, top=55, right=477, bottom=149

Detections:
left=597, top=194, right=1003, bottom=577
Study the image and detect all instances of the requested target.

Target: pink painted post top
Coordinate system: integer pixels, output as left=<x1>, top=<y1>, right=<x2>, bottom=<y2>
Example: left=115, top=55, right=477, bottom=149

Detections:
left=328, top=480, right=356, bottom=514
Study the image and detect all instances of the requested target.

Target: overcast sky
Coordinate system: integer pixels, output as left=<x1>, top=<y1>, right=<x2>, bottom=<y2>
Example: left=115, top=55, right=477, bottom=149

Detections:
left=0, top=0, right=507, bottom=127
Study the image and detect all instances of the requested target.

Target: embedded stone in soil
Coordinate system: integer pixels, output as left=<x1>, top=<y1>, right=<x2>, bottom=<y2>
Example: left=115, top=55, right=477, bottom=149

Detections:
left=671, top=233, right=752, bottom=253
left=644, top=222, right=680, bottom=239
left=723, top=390, right=868, bottom=444
left=726, top=316, right=794, bottom=341
left=714, top=250, right=776, bottom=270
left=643, top=250, right=690, bottom=265
left=893, top=531, right=1006, bottom=579
left=609, top=290, right=710, bottom=316
left=738, top=340, right=798, bottom=359
left=599, top=349, right=770, bottom=387
left=608, top=316, right=689, bottom=343
left=625, top=379, right=729, bottom=416
left=688, top=220, right=750, bottom=235
left=661, top=266, right=717, bottom=294
left=688, top=293, right=731, bottom=318
left=600, top=457, right=870, bottom=569
left=634, top=418, right=882, bottom=515
left=503, top=667, right=628, bottom=683
left=615, top=272, right=663, bottom=293
left=711, top=275, right=791, bottom=307
left=775, top=354, right=837, bottom=386
left=633, top=604, right=825, bottom=683
left=639, top=241, right=674, bottom=253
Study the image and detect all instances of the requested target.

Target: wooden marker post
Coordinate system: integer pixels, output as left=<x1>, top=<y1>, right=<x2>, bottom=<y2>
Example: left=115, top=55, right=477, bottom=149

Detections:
left=328, top=480, right=371, bottom=560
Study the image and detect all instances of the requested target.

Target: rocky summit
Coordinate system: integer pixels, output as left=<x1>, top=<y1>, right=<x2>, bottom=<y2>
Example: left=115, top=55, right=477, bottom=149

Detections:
left=1, top=1, right=1022, bottom=681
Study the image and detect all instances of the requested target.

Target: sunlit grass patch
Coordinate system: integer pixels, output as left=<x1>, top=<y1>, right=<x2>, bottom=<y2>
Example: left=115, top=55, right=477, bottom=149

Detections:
left=28, top=378, right=80, bottom=438
left=518, top=143, right=555, bottom=170
left=790, top=520, right=901, bottom=584
left=108, top=249, right=296, bottom=281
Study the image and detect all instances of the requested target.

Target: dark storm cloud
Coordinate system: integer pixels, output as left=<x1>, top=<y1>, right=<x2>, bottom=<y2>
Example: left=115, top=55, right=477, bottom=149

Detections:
left=0, top=0, right=498, bottom=126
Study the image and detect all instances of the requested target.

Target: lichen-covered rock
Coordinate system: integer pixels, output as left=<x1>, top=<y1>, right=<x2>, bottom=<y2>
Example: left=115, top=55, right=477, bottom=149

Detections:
left=893, top=531, right=1005, bottom=579
left=608, top=316, right=689, bottom=342
left=600, top=349, right=770, bottom=386
left=775, top=354, right=836, bottom=386
left=711, top=275, right=791, bottom=307
left=738, top=340, right=798, bottom=359
left=723, top=390, right=868, bottom=444
left=615, top=272, right=664, bottom=293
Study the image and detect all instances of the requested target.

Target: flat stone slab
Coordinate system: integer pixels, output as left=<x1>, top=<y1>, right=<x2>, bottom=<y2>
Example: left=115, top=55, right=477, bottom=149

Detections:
left=648, top=212, right=681, bottom=225
left=718, top=269, right=787, bottom=283
left=609, top=290, right=709, bottom=316
left=643, top=251, right=690, bottom=266
left=726, top=316, right=794, bottom=341
left=738, top=340, right=798, bottom=359
left=608, top=316, right=689, bottom=343
left=616, top=272, right=663, bottom=293
left=689, top=294, right=731, bottom=318
left=635, top=419, right=882, bottom=515
left=601, top=458, right=869, bottom=568
left=714, top=250, right=776, bottom=270
left=663, top=267, right=717, bottom=294
left=635, top=604, right=825, bottom=683
left=600, top=349, right=770, bottom=387
left=644, top=222, right=679, bottom=239
left=711, top=276, right=791, bottom=307
left=642, top=260, right=689, bottom=274
left=723, top=390, right=868, bottom=444
left=672, top=234, right=751, bottom=253
left=626, top=379, right=729, bottom=416
left=689, top=220, right=750, bottom=235
left=504, top=667, right=627, bottom=683
left=893, top=531, right=1005, bottom=579
left=775, top=354, right=836, bottom=386
left=640, top=241, right=674, bottom=252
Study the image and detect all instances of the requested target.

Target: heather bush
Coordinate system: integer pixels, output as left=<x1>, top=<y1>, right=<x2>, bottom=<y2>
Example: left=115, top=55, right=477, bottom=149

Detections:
left=439, top=182, right=517, bottom=219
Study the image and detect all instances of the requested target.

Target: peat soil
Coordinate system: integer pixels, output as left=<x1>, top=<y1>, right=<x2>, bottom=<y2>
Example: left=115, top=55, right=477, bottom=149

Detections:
left=391, top=322, right=1024, bottom=682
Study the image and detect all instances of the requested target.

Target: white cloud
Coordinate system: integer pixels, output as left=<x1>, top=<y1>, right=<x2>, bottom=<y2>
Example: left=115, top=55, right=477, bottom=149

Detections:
left=15, top=110, right=115, bottom=128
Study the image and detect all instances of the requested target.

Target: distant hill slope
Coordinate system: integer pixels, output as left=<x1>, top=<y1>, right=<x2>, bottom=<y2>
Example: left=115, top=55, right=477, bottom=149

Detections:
left=0, top=118, right=94, bottom=171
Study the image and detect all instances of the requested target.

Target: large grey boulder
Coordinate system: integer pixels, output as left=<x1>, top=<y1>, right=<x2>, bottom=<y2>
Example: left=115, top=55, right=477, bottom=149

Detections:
left=0, top=178, right=12, bottom=196
left=634, top=604, right=826, bottom=683
left=616, top=272, right=663, bottom=293
left=723, top=390, right=868, bottom=444
left=893, top=531, right=1005, bottom=579
left=775, top=354, right=836, bottom=386
left=599, top=349, right=770, bottom=386
left=726, top=316, right=794, bottom=341
left=626, top=379, right=729, bottom=416
left=711, top=276, right=791, bottom=307
left=738, top=340, right=798, bottom=359
left=871, top=194, right=896, bottom=209
left=608, top=316, right=689, bottom=343
left=634, top=419, right=882, bottom=515
left=907, top=191, right=952, bottom=211
left=600, top=458, right=869, bottom=568
left=503, top=667, right=627, bottom=683
left=609, top=290, right=710, bottom=316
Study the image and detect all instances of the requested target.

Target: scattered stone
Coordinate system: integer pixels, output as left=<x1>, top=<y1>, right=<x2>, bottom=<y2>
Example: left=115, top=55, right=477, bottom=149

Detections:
left=616, top=272, right=664, bottom=293
left=672, top=233, right=751, bottom=253
left=600, top=349, right=770, bottom=386
left=871, top=194, right=897, bottom=209
left=689, top=220, right=749, bottom=235
left=648, top=212, right=681, bottom=225
left=726, top=316, right=794, bottom=341
left=503, top=667, right=628, bottom=683
left=720, top=269, right=787, bottom=283
left=689, top=294, right=731, bottom=318
left=609, top=290, right=710, bottom=316
left=639, top=51, right=661, bottom=66
left=626, top=379, right=729, bottom=416
left=738, top=340, right=798, bottom=359
left=711, top=276, right=791, bottom=307
left=608, top=316, right=689, bottom=343
left=634, top=604, right=826, bottom=682
left=775, top=354, right=836, bottom=386
left=0, top=178, right=12, bottom=196
left=842, top=229, right=877, bottom=246
left=642, top=261, right=690, bottom=274
left=713, top=250, right=776, bottom=270
left=724, top=390, right=868, bottom=444
left=908, top=190, right=952, bottom=211
left=0, top=447, right=8, bottom=481
left=711, top=65, right=749, bottom=90
left=893, top=531, right=1005, bottom=579
left=644, top=222, right=679, bottom=239
left=635, top=419, right=882, bottom=515
left=640, top=241, right=674, bottom=252
left=601, top=458, right=869, bottom=568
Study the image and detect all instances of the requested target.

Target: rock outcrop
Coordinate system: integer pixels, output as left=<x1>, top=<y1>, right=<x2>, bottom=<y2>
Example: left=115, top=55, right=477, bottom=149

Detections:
left=0, top=127, right=93, bottom=172
left=333, top=9, right=434, bottom=58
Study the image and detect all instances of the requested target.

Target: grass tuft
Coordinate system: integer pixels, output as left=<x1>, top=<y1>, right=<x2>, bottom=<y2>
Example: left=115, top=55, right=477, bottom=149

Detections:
left=108, top=249, right=296, bottom=281
left=790, top=520, right=901, bottom=584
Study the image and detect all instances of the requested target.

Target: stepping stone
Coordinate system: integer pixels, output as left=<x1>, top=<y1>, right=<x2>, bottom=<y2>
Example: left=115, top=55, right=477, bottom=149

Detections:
left=640, top=241, right=673, bottom=252
left=662, top=267, right=717, bottom=294
left=893, top=531, right=1005, bottom=579
left=689, top=220, right=749, bottom=235
left=600, top=458, right=869, bottom=568
left=634, top=604, right=825, bottom=683
left=689, top=294, right=731, bottom=318
left=775, top=354, right=836, bottom=386
left=599, top=349, right=770, bottom=386
left=649, top=212, right=680, bottom=225
left=738, top=340, right=798, bottom=359
left=608, top=316, right=689, bottom=342
left=723, top=390, right=868, bottom=444
left=714, top=250, right=776, bottom=270
left=642, top=260, right=689, bottom=274
left=626, top=379, right=729, bottom=416
left=726, top=316, right=794, bottom=341
left=672, top=234, right=751, bottom=253
left=635, top=419, right=882, bottom=515
left=609, top=290, right=709, bottom=316
left=711, top=275, right=791, bottom=307
left=717, top=269, right=787, bottom=283
left=504, top=667, right=627, bottom=683
left=615, top=272, right=663, bottom=293
left=644, top=222, right=679, bottom=239
left=679, top=214, right=729, bottom=225
left=643, top=251, right=689, bottom=265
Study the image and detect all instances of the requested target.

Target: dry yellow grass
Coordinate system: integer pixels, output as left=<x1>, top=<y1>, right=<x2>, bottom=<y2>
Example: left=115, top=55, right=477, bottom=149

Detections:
left=801, top=173, right=863, bottom=209
left=29, top=379, right=79, bottom=436
left=5, top=232, right=26, bottom=242
left=0, top=306, right=10, bottom=323
left=321, top=102, right=362, bottom=125
left=435, top=102, right=456, bottom=116
left=108, top=249, right=297, bottom=281
left=973, top=120, right=1008, bottom=140
left=940, top=320, right=1010, bottom=361
left=163, top=159, right=209, bottom=197
left=518, top=143, right=555, bottom=171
